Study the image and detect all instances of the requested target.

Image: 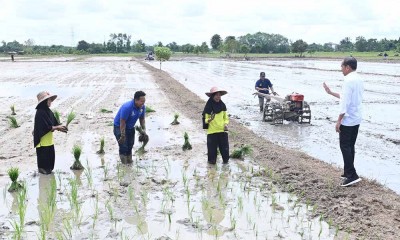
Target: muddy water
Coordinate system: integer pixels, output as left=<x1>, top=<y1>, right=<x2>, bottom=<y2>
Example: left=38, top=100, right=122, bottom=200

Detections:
left=1, top=146, right=339, bottom=240
left=148, top=59, right=400, bottom=194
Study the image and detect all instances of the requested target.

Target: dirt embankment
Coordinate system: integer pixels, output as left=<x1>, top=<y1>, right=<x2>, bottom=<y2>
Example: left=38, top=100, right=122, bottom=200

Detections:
left=137, top=60, right=400, bottom=240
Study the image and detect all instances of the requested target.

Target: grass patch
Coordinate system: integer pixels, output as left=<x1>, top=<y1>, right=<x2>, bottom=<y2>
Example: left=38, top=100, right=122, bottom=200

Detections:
left=146, top=106, right=156, bottom=113
left=182, top=132, right=192, bottom=151
left=53, top=110, right=61, bottom=124
left=230, top=145, right=253, bottom=159
left=96, top=137, right=105, bottom=154
left=10, top=105, right=16, bottom=115
left=171, top=113, right=180, bottom=125
left=70, top=144, right=84, bottom=170
left=66, top=110, right=76, bottom=128
left=8, top=167, right=23, bottom=192
left=7, top=116, right=20, bottom=128
left=100, top=108, right=113, bottom=113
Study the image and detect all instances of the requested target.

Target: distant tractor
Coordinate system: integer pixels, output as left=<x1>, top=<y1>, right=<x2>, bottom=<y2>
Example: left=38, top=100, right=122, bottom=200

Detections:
left=254, top=92, right=311, bottom=124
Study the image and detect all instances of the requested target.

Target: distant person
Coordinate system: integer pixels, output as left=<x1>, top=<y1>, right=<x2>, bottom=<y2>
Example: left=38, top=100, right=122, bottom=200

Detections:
left=11, top=54, right=15, bottom=62
left=323, top=57, right=364, bottom=187
left=113, top=91, right=148, bottom=164
left=384, top=52, right=388, bottom=59
left=203, top=87, right=229, bottom=164
left=33, top=91, right=68, bottom=174
left=255, top=72, right=276, bottom=112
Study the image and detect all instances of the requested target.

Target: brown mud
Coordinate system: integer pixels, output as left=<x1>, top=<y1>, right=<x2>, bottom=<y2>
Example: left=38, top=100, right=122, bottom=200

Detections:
left=137, top=60, right=400, bottom=240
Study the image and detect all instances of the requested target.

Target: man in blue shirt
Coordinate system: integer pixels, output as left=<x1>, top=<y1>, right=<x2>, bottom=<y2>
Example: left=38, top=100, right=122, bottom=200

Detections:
left=255, top=72, right=275, bottom=112
left=114, top=91, right=147, bottom=164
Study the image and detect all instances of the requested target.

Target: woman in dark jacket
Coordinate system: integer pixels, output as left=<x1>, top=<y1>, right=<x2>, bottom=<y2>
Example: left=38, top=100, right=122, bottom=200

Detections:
left=33, top=91, right=68, bottom=174
left=203, top=87, right=230, bottom=164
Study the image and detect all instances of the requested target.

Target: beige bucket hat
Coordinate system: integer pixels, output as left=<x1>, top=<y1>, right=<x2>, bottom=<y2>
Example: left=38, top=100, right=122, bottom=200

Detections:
left=36, top=91, right=57, bottom=108
left=205, top=87, right=227, bottom=97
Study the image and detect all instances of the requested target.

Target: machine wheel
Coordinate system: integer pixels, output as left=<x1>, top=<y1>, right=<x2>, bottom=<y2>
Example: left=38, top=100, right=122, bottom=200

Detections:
left=298, top=101, right=311, bottom=124
left=263, top=103, right=273, bottom=122
left=271, top=104, right=284, bottom=125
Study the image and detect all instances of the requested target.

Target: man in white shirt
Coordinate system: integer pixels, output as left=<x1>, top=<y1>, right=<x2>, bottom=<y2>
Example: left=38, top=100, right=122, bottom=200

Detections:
left=323, top=57, right=364, bottom=187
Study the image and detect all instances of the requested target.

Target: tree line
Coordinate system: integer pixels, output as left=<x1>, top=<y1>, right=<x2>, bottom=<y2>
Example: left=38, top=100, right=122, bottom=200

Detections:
left=1, top=32, right=400, bottom=56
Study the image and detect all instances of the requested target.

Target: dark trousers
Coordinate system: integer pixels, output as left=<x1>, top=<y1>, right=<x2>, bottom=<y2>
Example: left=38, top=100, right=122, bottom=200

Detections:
left=339, top=124, right=360, bottom=179
left=114, top=126, right=135, bottom=156
left=36, top=145, right=55, bottom=172
left=207, top=132, right=229, bottom=164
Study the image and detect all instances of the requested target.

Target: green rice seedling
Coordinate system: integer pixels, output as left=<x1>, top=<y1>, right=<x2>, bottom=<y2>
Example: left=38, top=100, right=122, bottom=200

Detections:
left=103, top=163, right=109, bottom=181
left=182, top=132, right=192, bottom=151
left=8, top=167, right=22, bottom=192
left=170, top=113, right=180, bottom=125
left=7, top=116, right=20, bottom=128
left=100, top=108, right=113, bottom=113
left=68, top=178, right=81, bottom=221
left=53, top=110, right=61, bottom=124
left=106, top=201, right=114, bottom=220
left=96, top=137, right=105, bottom=154
left=84, top=159, right=93, bottom=190
left=17, top=183, right=27, bottom=228
left=65, top=110, right=76, bottom=128
left=145, top=106, right=156, bottom=113
left=92, top=193, right=99, bottom=229
left=10, top=219, right=23, bottom=240
left=62, top=217, right=73, bottom=239
left=230, top=145, right=253, bottom=159
left=70, top=144, right=84, bottom=170
left=135, top=126, right=149, bottom=154
left=10, top=104, right=16, bottom=115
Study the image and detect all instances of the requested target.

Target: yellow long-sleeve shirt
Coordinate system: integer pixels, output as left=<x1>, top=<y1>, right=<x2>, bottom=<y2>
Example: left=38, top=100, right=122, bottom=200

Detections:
left=205, top=110, right=229, bottom=134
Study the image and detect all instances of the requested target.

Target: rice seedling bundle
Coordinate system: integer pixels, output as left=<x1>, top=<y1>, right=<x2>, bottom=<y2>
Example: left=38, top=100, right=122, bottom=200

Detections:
left=70, top=144, right=84, bottom=170
left=182, top=132, right=192, bottom=151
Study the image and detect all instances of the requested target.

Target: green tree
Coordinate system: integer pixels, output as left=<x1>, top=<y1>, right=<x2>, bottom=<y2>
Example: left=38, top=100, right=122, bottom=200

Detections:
left=200, top=42, right=209, bottom=53
left=210, top=34, right=222, bottom=50
left=166, top=42, right=179, bottom=52
left=154, top=46, right=172, bottom=69
left=238, top=32, right=290, bottom=53
left=338, top=37, right=353, bottom=52
left=224, top=38, right=240, bottom=53
left=134, top=39, right=146, bottom=52
left=240, top=44, right=250, bottom=57
left=355, top=36, right=367, bottom=52
left=291, top=39, right=308, bottom=57
left=181, top=43, right=195, bottom=53
left=77, top=40, right=89, bottom=51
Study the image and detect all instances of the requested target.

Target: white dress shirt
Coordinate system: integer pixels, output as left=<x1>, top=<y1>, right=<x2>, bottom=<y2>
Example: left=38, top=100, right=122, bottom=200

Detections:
left=339, top=71, right=364, bottom=126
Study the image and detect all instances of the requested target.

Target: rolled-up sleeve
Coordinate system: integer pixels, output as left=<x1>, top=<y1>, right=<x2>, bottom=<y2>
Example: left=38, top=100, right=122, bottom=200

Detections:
left=339, top=81, right=351, bottom=115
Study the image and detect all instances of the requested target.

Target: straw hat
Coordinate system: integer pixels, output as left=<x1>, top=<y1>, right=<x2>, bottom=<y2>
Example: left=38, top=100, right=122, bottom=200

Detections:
left=36, top=91, right=57, bottom=107
left=205, top=87, right=227, bottom=97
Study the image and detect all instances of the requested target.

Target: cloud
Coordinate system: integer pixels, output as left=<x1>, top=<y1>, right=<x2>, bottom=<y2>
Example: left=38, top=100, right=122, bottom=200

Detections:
left=0, top=0, right=399, bottom=46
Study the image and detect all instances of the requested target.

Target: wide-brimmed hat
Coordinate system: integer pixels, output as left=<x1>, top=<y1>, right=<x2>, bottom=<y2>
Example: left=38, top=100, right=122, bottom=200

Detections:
left=205, top=87, right=227, bottom=97
left=36, top=91, right=57, bottom=107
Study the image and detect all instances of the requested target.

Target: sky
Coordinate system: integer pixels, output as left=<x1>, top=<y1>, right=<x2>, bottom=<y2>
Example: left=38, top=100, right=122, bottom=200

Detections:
left=0, top=0, right=399, bottom=47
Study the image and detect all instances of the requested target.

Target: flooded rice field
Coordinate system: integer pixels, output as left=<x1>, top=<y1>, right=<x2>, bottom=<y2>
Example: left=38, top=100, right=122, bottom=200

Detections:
left=0, top=56, right=398, bottom=239
left=147, top=58, right=400, bottom=194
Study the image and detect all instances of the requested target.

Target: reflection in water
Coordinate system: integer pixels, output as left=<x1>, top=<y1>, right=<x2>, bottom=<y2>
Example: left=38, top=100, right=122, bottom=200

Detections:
left=120, top=164, right=149, bottom=235
left=10, top=192, right=18, bottom=214
left=38, top=174, right=57, bottom=232
left=72, top=169, right=83, bottom=185
left=202, top=165, right=229, bottom=236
